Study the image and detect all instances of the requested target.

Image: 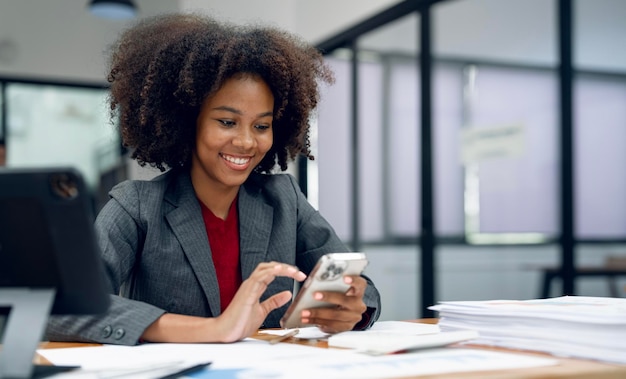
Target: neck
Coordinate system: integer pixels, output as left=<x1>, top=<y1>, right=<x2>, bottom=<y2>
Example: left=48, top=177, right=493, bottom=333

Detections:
left=190, top=177, right=239, bottom=220
left=198, top=190, right=237, bottom=220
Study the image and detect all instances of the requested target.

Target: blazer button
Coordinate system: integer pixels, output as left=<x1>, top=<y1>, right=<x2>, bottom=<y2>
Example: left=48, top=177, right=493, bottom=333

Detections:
left=113, top=328, right=126, bottom=340
left=102, top=325, right=113, bottom=338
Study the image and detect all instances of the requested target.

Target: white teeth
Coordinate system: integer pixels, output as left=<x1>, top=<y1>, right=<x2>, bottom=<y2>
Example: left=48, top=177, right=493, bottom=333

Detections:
left=222, top=154, right=250, bottom=165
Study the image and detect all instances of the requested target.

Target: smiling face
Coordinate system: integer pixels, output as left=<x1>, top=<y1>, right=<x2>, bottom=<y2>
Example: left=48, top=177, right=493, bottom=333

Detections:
left=191, top=74, right=274, bottom=195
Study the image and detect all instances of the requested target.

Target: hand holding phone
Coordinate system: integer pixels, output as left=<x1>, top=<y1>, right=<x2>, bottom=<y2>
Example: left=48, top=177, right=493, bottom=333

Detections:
left=280, top=252, right=368, bottom=329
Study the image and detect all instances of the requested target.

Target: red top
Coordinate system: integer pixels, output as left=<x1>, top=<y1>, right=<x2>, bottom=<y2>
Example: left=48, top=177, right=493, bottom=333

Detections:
left=199, top=197, right=242, bottom=313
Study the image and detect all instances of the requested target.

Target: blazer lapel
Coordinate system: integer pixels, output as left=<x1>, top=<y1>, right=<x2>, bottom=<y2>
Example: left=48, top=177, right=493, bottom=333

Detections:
left=238, top=180, right=273, bottom=280
left=165, top=172, right=222, bottom=317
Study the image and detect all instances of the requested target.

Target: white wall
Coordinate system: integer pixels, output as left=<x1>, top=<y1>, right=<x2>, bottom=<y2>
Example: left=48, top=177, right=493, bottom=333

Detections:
left=0, top=0, right=400, bottom=82
left=179, top=0, right=297, bottom=33
left=0, top=0, right=178, bottom=82
left=179, top=0, right=401, bottom=43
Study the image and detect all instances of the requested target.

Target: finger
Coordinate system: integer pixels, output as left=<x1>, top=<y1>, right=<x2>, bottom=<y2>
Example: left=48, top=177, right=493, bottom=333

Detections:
left=302, top=308, right=359, bottom=334
left=261, top=290, right=292, bottom=314
left=278, top=264, right=307, bottom=281
left=248, top=263, right=306, bottom=288
left=307, top=300, right=366, bottom=322
left=343, top=276, right=367, bottom=296
left=257, top=262, right=306, bottom=281
left=313, top=290, right=365, bottom=312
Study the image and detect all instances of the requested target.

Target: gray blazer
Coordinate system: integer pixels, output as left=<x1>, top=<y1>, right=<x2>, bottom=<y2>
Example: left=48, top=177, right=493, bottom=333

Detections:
left=46, top=169, right=380, bottom=345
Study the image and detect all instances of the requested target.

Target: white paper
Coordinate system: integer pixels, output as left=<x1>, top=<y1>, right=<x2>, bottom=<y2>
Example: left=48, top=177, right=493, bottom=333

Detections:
left=460, top=124, right=525, bottom=164
left=39, top=342, right=558, bottom=379
left=430, top=296, right=626, bottom=364
left=328, top=329, right=479, bottom=355
left=184, top=348, right=558, bottom=379
left=257, top=326, right=329, bottom=339
left=257, top=321, right=439, bottom=340
left=366, top=320, right=440, bottom=334
left=38, top=338, right=358, bottom=371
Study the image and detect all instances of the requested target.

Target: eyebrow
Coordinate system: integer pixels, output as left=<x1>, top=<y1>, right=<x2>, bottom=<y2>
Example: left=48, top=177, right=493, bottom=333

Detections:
left=211, top=106, right=273, bottom=118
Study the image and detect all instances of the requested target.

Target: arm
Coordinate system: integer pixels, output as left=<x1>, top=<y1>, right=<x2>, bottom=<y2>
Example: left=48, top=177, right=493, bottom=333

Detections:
left=46, top=184, right=166, bottom=345
left=142, top=263, right=306, bottom=343
left=47, top=180, right=308, bottom=344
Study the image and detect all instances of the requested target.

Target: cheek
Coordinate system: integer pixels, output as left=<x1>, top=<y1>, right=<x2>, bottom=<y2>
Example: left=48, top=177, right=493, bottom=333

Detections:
left=259, top=132, right=274, bottom=154
left=197, top=127, right=222, bottom=149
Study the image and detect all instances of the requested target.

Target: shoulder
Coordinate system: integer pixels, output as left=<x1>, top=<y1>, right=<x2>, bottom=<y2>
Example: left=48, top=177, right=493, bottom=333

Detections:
left=108, top=169, right=181, bottom=209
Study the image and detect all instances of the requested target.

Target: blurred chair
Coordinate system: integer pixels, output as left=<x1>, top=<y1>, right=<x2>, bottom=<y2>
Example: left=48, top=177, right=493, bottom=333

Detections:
left=605, top=256, right=626, bottom=297
left=536, top=255, right=626, bottom=298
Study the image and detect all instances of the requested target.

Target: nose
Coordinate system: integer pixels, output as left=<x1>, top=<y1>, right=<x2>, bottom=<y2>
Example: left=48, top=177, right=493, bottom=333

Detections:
left=232, top=127, right=255, bottom=149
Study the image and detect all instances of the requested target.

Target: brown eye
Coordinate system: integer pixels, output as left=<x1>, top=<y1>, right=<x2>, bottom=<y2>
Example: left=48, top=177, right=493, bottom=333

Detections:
left=219, top=120, right=235, bottom=127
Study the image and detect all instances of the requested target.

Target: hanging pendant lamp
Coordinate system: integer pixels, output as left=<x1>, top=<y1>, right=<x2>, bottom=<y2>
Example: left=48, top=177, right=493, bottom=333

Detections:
left=89, top=0, right=138, bottom=20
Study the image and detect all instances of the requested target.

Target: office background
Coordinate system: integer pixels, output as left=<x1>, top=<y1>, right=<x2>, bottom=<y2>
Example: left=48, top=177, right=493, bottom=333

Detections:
left=0, top=0, right=625, bottom=321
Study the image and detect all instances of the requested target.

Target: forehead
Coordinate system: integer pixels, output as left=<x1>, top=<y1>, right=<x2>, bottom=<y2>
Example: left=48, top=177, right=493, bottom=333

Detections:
left=202, top=74, right=274, bottom=111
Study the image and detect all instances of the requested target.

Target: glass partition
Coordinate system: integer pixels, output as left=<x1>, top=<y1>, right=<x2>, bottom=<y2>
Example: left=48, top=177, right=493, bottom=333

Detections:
left=0, top=82, right=4, bottom=167
left=357, top=12, right=420, bottom=242
left=575, top=0, right=626, bottom=72
left=316, top=12, right=421, bottom=244
left=314, top=0, right=626, bottom=318
left=574, top=0, right=626, bottom=239
left=5, top=83, right=120, bottom=191
left=433, top=0, right=556, bottom=67
left=433, top=0, right=558, bottom=243
left=316, top=52, right=352, bottom=241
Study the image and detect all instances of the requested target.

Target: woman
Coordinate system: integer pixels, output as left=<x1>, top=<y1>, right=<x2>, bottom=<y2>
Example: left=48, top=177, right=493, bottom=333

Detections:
left=46, top=13, right=380, bottom=345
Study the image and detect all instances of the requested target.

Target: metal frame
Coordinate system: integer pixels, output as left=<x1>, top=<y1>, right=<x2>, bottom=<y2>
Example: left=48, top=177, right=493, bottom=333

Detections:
left=0, top=288, right=56, bottom=378
left=310, top=0, right=589, bottom=317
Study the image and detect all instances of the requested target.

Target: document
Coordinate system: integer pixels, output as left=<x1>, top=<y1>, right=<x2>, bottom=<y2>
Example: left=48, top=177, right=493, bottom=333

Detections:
left=328, top=329, right=479, bottom=355
left=185, top=348, right=557, bottom=379
left=38, top=322, right=558, bottom=379
left=258, top=320, right=440, bottom=341
left=258, top=326, right=329, bottom=340
left=430, top=295, right=626, bottom=364
left=38, top=339, right=356, bottom=372
left=326, top=320, right=464, bottom=355
left=39, top=343, right=557, bottom=379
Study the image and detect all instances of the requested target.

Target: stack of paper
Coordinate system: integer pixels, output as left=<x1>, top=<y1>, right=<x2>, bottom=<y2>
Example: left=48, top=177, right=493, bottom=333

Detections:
left=429, top=295, right=626, bottom=364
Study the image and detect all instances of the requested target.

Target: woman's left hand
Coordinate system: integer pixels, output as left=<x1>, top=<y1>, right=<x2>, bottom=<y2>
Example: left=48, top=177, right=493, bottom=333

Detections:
left=300, top=275, right=368, bottom=334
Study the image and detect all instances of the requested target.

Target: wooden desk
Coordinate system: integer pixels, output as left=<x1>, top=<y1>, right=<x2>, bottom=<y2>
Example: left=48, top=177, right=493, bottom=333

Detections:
left=37, top=320, right=626, bottom=379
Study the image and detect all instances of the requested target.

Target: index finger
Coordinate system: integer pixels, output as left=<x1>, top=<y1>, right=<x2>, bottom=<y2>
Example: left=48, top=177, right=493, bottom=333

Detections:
left=268, top=262, right=307, bottom=281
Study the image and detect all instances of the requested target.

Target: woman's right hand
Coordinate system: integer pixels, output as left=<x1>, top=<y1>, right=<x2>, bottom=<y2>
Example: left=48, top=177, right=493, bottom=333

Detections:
left=141, top=262, right=305, bottom=343
left=216, top=262, right=306, bottom=342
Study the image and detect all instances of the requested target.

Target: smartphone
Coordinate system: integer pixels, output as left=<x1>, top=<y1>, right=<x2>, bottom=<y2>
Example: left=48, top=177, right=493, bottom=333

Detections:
left=280, top=252, right=369, bottom=329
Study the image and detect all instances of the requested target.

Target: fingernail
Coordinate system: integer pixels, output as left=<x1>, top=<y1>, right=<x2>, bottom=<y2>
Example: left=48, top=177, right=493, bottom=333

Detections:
left=302, top=310, right=311, bottom=317
left=344, top=276, right=353, bottom=284
left=314, top=292, right=323, bottom=300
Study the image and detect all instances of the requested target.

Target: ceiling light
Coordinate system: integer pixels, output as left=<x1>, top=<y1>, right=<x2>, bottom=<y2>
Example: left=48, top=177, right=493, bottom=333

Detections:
left=89, top=0, right=138, bottom=20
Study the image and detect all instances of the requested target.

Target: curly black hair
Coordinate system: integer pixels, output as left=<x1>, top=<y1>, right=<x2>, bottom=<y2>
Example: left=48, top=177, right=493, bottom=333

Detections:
left=107, top=13, right=334, bottom=172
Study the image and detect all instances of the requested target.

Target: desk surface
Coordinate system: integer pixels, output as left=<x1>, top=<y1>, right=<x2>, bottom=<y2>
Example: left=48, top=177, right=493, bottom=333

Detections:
left=37, top=319, right=626, bottom=379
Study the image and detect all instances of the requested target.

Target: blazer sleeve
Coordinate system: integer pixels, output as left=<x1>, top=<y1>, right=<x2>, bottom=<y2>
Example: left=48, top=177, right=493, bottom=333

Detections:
left=286, top=174, right=381, bottom=329
left=45, top=182, right=166, bottom=345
